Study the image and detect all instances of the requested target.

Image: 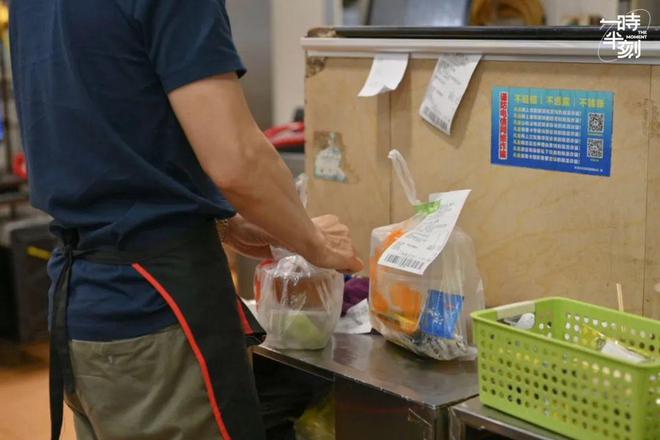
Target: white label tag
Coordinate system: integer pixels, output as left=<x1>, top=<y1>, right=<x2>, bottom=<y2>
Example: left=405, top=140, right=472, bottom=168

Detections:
left=419, top=54, right=482, bottom=135
left=378, top=189, right=471, bottom=275
left=358, top=53, right=409, bottom=97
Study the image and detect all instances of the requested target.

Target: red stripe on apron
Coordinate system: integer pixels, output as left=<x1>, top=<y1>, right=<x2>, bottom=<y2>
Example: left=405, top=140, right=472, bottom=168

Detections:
left=132, top=263, right=231, bottom=440
left=236, top=298, right=253, bottom=335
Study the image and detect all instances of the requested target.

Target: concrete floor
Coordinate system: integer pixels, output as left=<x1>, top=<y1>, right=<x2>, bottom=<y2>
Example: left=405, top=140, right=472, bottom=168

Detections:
left=0, top=341, right=75, bottom=440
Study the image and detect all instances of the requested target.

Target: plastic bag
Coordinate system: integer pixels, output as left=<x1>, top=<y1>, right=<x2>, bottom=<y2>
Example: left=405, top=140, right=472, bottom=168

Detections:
left=254, top=173, right=344, bottom=350
left=255, top=255, right=343, bottom=350
left=369, top=150, right=485, bottom=360
left=294, top=393, right=335, bottom=440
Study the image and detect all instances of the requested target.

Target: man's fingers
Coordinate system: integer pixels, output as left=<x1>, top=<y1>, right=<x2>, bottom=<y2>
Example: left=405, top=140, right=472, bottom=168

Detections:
left=347, top=256, right=364, bottom=273
left=338, top=255, right=363, bottom=274
left=310, top=213, right=361, bottom=273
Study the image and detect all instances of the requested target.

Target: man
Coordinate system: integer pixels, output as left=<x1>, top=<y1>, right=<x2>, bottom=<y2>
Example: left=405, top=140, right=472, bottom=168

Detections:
left=10, top=1, right=363, bottom=439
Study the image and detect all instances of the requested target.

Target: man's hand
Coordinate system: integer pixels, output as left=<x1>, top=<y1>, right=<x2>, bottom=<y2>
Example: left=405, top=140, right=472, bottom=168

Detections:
left=307, top=215, right=363, bottom=274
left=223, top=214, right=363, bottom=274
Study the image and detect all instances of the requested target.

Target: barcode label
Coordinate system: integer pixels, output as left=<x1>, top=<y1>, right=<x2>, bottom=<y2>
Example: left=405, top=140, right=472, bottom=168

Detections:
left=378, top=189, right=472, bottom=275
left=422, top=105, right=449, bottom=132
left=383, top=254, right=425, bottom=271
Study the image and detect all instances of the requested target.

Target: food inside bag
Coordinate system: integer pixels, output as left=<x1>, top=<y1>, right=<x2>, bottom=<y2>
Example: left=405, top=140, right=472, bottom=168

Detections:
left=369, top=150, right=485, bottom=360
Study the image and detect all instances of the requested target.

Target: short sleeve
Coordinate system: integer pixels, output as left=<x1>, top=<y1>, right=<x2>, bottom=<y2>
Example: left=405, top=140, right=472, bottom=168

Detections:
left=125, top=0, right=246, bottom=93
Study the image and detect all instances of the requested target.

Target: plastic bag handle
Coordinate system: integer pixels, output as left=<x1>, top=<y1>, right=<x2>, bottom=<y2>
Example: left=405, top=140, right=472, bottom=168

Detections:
left=388, top=149, right=421, bottom=206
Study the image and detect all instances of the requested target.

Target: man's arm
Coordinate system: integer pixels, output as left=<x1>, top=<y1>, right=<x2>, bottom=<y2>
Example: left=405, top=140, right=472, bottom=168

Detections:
left=169, top=73, right=362, bottom=273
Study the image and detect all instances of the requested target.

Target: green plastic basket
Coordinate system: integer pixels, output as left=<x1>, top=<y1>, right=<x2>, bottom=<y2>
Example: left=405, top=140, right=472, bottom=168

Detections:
left=472, top=297, right=660, bottom=440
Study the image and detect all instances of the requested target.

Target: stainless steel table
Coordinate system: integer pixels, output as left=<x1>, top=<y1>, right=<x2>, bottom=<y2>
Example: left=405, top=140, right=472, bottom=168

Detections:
left=449, top=397, right=572, bottom=440
left=252, top=334, right=479, bottom=440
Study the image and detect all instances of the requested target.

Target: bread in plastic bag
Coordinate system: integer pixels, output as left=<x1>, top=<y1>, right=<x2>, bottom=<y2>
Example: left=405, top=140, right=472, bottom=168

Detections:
left=369, top=150, right=485, bottom=360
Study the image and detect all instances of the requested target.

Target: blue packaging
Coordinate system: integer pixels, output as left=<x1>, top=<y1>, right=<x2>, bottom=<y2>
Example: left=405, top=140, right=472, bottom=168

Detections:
left=420, top=290, right=464, bottom=339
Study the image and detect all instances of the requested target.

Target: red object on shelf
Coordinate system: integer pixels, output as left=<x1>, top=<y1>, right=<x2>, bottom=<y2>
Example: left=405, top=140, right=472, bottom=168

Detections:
left=13, top=153, right=28, bottom=181
left=264, top=122, right=304, bottom=150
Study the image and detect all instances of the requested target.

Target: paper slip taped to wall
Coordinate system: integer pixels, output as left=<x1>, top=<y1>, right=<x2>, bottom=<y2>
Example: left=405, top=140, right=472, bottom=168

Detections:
left=358, top=53, right=409, bottom=97
left=378, top=189, right=471, bottom=275
left=419, top=54, right=482, bottom=135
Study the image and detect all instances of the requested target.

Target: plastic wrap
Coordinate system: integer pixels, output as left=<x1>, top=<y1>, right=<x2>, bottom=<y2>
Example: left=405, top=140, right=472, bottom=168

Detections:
left=369, top=150, right=485, bottom=360
left=254, top=252, right=344, bottom=350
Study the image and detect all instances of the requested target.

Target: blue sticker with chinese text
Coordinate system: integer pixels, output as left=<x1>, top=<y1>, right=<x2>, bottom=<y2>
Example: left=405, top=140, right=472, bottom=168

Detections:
left=491, top=87, right=613, bottom=176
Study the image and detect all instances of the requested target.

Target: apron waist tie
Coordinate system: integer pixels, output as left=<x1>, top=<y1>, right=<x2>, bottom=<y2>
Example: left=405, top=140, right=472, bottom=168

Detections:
left=50, top=231, right=80, bottom=440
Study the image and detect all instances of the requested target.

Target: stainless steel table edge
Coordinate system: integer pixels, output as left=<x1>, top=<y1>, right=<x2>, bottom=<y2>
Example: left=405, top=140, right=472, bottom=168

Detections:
left=449, top=396, right=573, bottom=440
left=252, top=343, right=480, bottom=412
left=252, top=344, right=335, bottom=382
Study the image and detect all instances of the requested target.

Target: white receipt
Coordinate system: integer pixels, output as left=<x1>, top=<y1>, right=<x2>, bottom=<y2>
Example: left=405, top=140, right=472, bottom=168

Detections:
left=378, top=190, right=471, bottom=275
left=419, top=54, right=482, bottom=135
left=334, top=299, right=372, bottom=334
left=358, top=53, right=409, bottom=97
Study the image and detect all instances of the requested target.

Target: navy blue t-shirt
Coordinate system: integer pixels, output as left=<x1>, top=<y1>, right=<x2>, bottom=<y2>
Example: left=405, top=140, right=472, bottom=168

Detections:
left=10, top=0, right=245, bottom=341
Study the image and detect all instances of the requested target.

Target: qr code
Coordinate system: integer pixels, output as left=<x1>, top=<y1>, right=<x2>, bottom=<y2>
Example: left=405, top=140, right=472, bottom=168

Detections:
left=587, top=138, right=604, bottom=159
left=588, top=112, right=605, bottom=133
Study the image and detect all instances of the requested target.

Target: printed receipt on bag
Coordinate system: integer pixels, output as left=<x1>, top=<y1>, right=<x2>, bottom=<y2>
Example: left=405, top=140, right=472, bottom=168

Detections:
left=419, top=54, right=482, bottom=135
left=378, top=189, right=471, bottom=275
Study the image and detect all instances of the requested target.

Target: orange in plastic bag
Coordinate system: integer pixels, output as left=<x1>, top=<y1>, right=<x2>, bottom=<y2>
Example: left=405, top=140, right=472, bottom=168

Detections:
left=390, top=282, right=422, bottom=319
left=371, top=289, right=389, bottom=314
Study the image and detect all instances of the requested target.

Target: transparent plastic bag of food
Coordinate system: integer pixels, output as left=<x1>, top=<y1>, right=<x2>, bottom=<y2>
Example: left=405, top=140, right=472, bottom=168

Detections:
left=254, top=253, right=344, bottom=350
left=253, top=173, right=344, bottom=350
left=369, top=150, right=485, bottom=360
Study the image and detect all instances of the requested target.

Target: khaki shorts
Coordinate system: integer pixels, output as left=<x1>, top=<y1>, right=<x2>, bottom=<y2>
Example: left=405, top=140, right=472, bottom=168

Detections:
left=65, top=325, right=222, bottom=440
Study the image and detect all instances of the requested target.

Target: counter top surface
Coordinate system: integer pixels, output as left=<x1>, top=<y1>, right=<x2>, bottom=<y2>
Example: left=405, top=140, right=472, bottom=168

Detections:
left=252, top=334, right=479, bottom=410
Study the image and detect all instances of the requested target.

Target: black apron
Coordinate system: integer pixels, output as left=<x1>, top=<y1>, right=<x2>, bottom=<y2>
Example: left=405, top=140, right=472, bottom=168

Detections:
left=49, top=221, right=266, bottom=440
